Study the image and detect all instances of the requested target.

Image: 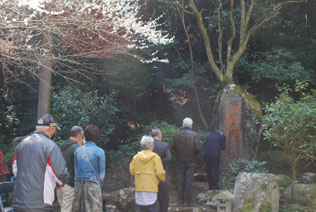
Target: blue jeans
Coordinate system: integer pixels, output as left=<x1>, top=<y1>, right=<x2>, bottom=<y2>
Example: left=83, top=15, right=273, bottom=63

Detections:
left=138, top=202, right=158, bottom=212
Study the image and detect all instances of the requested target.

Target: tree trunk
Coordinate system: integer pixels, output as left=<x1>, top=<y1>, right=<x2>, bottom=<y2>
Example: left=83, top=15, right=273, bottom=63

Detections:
left=290, top=158, right=297, bottom=200
left=37, top=59, right=53, bottom=119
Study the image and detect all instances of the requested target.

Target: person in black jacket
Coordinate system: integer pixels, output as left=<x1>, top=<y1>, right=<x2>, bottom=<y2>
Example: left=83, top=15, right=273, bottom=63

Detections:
left=202, top=129, right=226, bottom=190
left=57, top=126, right=84, bottom=212
left=151, top=128, right=171, bottom=212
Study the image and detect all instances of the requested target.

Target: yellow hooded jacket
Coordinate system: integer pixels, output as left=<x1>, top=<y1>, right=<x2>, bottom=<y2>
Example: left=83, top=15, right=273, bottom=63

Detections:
left=129, top=150, right=166, bottom=192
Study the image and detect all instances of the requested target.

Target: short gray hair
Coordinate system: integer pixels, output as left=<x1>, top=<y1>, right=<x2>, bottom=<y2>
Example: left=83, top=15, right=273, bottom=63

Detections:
left=182, top=117, right=193, bottom=128
left=69, top=126, right=83, bottom=138
left=140, top=136, right=154, bottom=150
left=151, top=128, right=161, bottom=138
left=36, top=125, right=49, bottom=132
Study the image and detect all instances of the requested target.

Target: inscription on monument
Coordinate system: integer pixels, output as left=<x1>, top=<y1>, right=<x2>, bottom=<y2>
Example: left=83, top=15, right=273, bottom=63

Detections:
left=222, top=97, right=242, bottom=168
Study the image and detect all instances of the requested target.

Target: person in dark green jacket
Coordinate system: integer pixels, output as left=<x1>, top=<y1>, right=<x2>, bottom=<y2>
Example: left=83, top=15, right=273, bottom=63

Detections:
left=57, top=126, right=84, bottom=212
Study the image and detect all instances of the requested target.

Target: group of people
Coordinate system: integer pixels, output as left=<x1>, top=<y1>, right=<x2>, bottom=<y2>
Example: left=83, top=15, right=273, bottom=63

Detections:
left=9, top=114, right=226, bottom=212
left=12, top=114, right=105, bottom=212
left=129, top=117, right=226, bottom=211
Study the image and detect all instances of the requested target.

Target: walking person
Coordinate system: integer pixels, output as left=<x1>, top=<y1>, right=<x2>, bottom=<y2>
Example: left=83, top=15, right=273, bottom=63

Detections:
left=72, top=124, right=105, bottom=212
left=130, top=136, right=165, bottom=212
left=151, top=129, right=171, bottom=212
left=12, top=114, right=69, bottom=212
left=173, top=117, right=202, bottom=206
left=57, top=126, right=84, bottom=212
left=203, top=129, right=226, bottom=190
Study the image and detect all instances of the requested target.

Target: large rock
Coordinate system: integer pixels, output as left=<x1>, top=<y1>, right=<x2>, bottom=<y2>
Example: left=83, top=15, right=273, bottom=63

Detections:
left=285, top=183, right=316, bottom=210
left=299, top=172, right=316, bottom=184
left=196, top=190, right=224, bottom=207
left=233, top=172, right=279, bottom=212
left=110, top=187, right=136, bottom=212
left=168, top=207, right=208, bottom=212
left=275, top=174, right=292, bottom=201
left=218, top=84, right=262, bottom=170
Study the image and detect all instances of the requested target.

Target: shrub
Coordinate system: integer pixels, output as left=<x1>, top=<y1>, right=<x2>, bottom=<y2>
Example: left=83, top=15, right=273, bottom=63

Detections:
left=51, top=86, right=119, bottom=146
left=262, top=81, right=316, bottom=198
left=220, top=158, right=268, bottom=191
left=257, top=149, right=291, bottom=175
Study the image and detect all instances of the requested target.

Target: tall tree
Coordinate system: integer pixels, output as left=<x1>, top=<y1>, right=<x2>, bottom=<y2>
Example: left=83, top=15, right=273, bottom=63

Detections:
left=156, top=0, right=303, bottom=85
left=0, top=0, right=173, bottom=116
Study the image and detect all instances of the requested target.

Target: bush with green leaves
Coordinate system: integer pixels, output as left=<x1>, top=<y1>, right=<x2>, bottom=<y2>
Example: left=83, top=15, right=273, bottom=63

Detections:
left=107, top=141, right=141, bottom=165
left=51, top=86, right=119, bottom=145
left=262, top=81, right=316, bottom=198
left=236, top=49, right=312, bottom=85
left=142, top=121, right=180, bottom=145
left=220, top=158, right=268, bottom=191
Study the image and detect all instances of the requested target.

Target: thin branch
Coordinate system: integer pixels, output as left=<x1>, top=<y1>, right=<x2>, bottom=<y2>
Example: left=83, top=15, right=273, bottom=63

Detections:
left=154, top=0, right=193, bottom=15
left=217, top=1, right=225, bottom=73
left=240, top=0, right=246, bottom=45
left=189, top=0, right=223, bottom=83
left=227, top=0, right=236, bottom=62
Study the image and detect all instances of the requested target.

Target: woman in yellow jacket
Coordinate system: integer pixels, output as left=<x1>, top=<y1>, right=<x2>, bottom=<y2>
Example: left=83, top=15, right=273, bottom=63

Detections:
left=130, top=136, right=166, bottom=212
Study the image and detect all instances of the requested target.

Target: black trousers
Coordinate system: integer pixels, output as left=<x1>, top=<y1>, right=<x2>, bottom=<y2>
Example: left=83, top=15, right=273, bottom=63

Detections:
left=176, top=161, right=196, bottom=206
left=157, top=181, right=169, bottom=212
left=138, top=201, right=158, bottom=212
left=203, top=155, right=220, bottom=189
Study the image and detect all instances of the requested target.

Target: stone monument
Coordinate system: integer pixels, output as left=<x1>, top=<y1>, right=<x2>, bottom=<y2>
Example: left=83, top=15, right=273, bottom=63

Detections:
left=218, top=84, right=262, bottom=169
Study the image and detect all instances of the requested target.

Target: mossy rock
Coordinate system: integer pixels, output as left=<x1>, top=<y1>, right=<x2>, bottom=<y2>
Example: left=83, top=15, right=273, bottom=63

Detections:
left=299, top=172, right=316, bottom=184
left=240, top=203, right=254, bottom=212
left=285, top=183, right=316, bottom=210
left=240, top=198, right=272, bottom=212
left=168, top=207, right=208, bottom=212
left=233, top=173, right=279, bottom=212
left=234, top=85, right=262, bottom=118
left=275, top=174, right=292, bottom=189
left=258, top=202, right=272, bottom=212
left=276, top=174, right=292, bottom=202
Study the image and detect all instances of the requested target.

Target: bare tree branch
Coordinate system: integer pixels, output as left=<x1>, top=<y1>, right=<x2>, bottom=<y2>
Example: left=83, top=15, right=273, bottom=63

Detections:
left=189, top=0, right=224, bottom=83
left=227, top=0, right=236, bottom=64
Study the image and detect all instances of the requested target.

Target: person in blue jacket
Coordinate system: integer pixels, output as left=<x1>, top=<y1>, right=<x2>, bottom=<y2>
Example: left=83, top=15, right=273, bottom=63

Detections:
left=73, top=124, right=105, bottom=212
left=202, top=129, right=226, bottom=190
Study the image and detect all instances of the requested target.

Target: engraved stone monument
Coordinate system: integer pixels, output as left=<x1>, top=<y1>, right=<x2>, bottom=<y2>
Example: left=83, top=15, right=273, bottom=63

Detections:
left=218, top=84, right=261, bottom=170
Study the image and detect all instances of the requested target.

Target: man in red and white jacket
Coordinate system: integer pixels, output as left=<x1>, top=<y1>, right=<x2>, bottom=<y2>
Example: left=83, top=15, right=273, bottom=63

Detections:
left=12, top=114, right=69, bottom=212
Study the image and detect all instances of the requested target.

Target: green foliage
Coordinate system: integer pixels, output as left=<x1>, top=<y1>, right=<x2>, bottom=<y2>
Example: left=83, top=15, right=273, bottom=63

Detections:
left=230, top=159, right=268, bottom=175
left=262, top=82, right=316, bottom=162
left=103, top=55, right=154, bottom=101
left=107, top=141, right=141, bottom=164
left=236, top=48, right=312, bottom=85
left=262, top=81, right=316, bottom=197
left=142, top=121, right=180, bottom=145
left=0, top=103, right=19, bottom=140
left=220, top=158, right=268, bottom=191
left=107, top=121, right=180, bottom=164
left=257, top=150, right=291, bottom=175
left=165, top=62, right=211, bottom=89
left=51, top=86, right=119, bottom=145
